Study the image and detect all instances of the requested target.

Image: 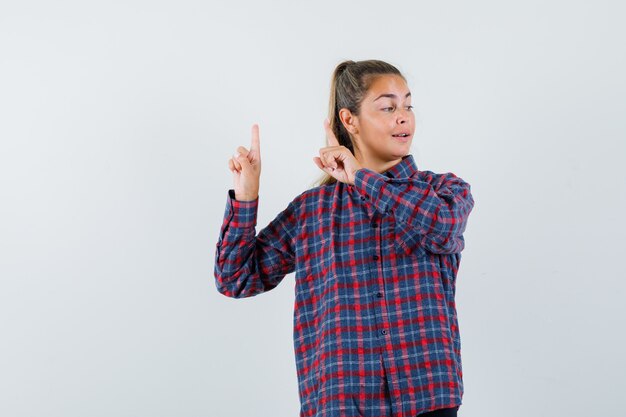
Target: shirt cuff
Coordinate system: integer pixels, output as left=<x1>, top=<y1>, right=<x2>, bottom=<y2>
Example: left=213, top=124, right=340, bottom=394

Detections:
left=225, top=189, right=259, bottom=228
left=353, top=168, right=389, bottom=213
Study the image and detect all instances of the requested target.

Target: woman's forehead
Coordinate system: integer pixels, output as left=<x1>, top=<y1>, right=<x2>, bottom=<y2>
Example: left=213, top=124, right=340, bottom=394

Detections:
left=366, top=75, right=410, bottom=100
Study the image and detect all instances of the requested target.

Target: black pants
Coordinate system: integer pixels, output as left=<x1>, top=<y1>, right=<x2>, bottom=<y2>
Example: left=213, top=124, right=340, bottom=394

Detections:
left=418, top=405, right=459, bottom=416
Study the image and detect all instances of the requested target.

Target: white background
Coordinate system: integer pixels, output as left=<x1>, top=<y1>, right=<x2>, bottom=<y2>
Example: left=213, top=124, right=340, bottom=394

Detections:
left=1, top=1, right=624, bottom=416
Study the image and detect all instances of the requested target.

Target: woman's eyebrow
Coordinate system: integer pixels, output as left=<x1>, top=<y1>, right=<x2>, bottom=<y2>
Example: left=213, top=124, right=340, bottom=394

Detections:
left=373, top=92, right=411, bottom=102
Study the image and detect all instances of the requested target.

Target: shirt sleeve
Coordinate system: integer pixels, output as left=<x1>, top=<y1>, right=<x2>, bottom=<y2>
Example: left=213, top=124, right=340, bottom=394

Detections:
left=213, top=189, right=298, bottom=298
left=353, top=168, right=474, bottom=255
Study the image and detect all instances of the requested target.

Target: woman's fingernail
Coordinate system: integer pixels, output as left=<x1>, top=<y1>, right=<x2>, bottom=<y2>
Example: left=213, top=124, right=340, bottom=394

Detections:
left=234, top=152, right=241, bottom=158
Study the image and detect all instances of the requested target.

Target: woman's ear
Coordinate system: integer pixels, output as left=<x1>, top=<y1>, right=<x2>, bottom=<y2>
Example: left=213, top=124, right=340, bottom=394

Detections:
left=338, top=108, right=359, bottom=135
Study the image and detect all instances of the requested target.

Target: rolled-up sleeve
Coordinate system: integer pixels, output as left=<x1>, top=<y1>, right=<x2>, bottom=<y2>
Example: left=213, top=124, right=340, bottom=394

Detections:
left=353, top=168, right=474, bottom=255
left=214, top=189, right=298, bottom=298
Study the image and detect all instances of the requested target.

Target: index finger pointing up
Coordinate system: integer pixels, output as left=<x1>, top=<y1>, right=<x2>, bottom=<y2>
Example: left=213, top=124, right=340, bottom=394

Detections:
left=324, top=118, right=340, bottom=147
left=250, top=123, right=260, bottom=156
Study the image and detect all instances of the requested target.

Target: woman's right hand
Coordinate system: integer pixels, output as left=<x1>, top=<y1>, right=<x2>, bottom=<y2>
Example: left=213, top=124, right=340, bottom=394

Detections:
left=228, top=124, right=261, bottom=201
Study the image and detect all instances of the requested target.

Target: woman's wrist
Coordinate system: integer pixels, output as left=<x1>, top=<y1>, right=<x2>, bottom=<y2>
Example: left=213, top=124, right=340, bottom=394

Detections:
left=235, top=192, right=258, bottom=201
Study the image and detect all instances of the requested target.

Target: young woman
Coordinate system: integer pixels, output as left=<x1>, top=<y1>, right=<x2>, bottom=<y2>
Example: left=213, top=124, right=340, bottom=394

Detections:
left=215, top=59, right=474, bottom=417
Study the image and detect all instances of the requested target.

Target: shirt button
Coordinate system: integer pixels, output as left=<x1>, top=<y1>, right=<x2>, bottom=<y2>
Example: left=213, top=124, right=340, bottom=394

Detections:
left=373, top=255, right=379, bottom=260
left=371, top=222, right=378, bottom=228
left=376, top=292, right=383, bottom=298
left=381, top=329, right=388, bottom=335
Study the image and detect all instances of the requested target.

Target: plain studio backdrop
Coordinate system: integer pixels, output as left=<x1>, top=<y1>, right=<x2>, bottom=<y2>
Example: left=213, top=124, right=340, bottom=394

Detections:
left=1, top=1, right=624, bottom=416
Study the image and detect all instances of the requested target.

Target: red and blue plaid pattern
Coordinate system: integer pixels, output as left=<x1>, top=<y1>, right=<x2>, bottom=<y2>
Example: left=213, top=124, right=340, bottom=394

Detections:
left=214, top=154, right=474, bottom=417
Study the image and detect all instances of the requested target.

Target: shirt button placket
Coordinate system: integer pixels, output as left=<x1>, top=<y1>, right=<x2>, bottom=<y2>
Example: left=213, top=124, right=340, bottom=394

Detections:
left=370, top=215, right=388, bottom=339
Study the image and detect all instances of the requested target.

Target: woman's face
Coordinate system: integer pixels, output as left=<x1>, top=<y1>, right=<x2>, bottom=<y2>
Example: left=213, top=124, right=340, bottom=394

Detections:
left=345, top=74, right=415, bottom=164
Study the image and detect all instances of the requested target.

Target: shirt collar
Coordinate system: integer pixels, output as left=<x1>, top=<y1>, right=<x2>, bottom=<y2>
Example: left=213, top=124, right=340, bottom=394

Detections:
left=382, top=154, right=418, bottom=178
left=346, top=154, right=418, bottom=197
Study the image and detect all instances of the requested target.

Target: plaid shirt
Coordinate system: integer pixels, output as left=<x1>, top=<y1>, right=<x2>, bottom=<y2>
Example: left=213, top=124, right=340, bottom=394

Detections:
left=214, top=154, right=474, bottom=417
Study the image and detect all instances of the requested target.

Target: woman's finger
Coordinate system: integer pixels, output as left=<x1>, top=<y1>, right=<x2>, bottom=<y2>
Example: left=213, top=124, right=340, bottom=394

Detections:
left=313, top=157, right=334, bottom=176
left=322, top=149, right=340, bottom=169
left=236, top=146, right=252, bottom=161
left=232, top=156, right=242, bottom=171
left=230, top=157, right=240, bottom=173
left=250, top=124, right=260, bottom=160
left=318, top=149, right=330, bottom=168
left=319, top=150, right=333, bottom=169
left=324, top=118, right=341, bottom=147
left=313, top=156, right=326, bottom=171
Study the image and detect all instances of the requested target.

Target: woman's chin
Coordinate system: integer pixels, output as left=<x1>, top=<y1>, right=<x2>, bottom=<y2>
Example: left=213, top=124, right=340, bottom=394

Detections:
left=391, top=140, right=412, bottom=151
left=391, top=135, right=411, bottom=144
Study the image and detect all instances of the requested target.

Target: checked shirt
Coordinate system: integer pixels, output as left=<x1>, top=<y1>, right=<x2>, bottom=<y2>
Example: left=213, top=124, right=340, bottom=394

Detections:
left=214, top=154, right=475, bottom=417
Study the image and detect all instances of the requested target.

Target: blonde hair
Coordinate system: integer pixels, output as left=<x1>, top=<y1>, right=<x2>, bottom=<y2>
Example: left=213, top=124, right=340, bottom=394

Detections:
left=311, top=59, right=406, bottom=188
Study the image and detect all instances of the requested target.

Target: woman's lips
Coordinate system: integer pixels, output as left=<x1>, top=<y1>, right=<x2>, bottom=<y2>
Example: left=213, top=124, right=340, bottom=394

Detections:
left=392, top=134, right=411, bottom=142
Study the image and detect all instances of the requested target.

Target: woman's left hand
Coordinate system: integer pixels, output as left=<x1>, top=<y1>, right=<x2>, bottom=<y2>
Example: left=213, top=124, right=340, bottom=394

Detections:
left=313, top=118, right=363, bottom=185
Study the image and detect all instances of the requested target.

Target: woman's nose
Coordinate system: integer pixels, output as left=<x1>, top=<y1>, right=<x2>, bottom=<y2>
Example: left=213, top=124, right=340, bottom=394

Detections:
left=397, top=109, right=411, bottom=124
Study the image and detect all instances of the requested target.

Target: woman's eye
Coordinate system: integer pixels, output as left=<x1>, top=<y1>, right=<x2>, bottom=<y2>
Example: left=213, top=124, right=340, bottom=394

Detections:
left=383, top=106, right=413, bottom=112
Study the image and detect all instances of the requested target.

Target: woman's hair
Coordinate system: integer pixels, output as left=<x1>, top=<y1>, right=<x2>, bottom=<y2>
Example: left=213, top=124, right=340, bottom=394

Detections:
left=311, top=59, right=406, bottom=188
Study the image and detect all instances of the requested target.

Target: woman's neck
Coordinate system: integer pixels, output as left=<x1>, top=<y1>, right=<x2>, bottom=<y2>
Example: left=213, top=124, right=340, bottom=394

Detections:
left=356, top=153, right=403, bottom=175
